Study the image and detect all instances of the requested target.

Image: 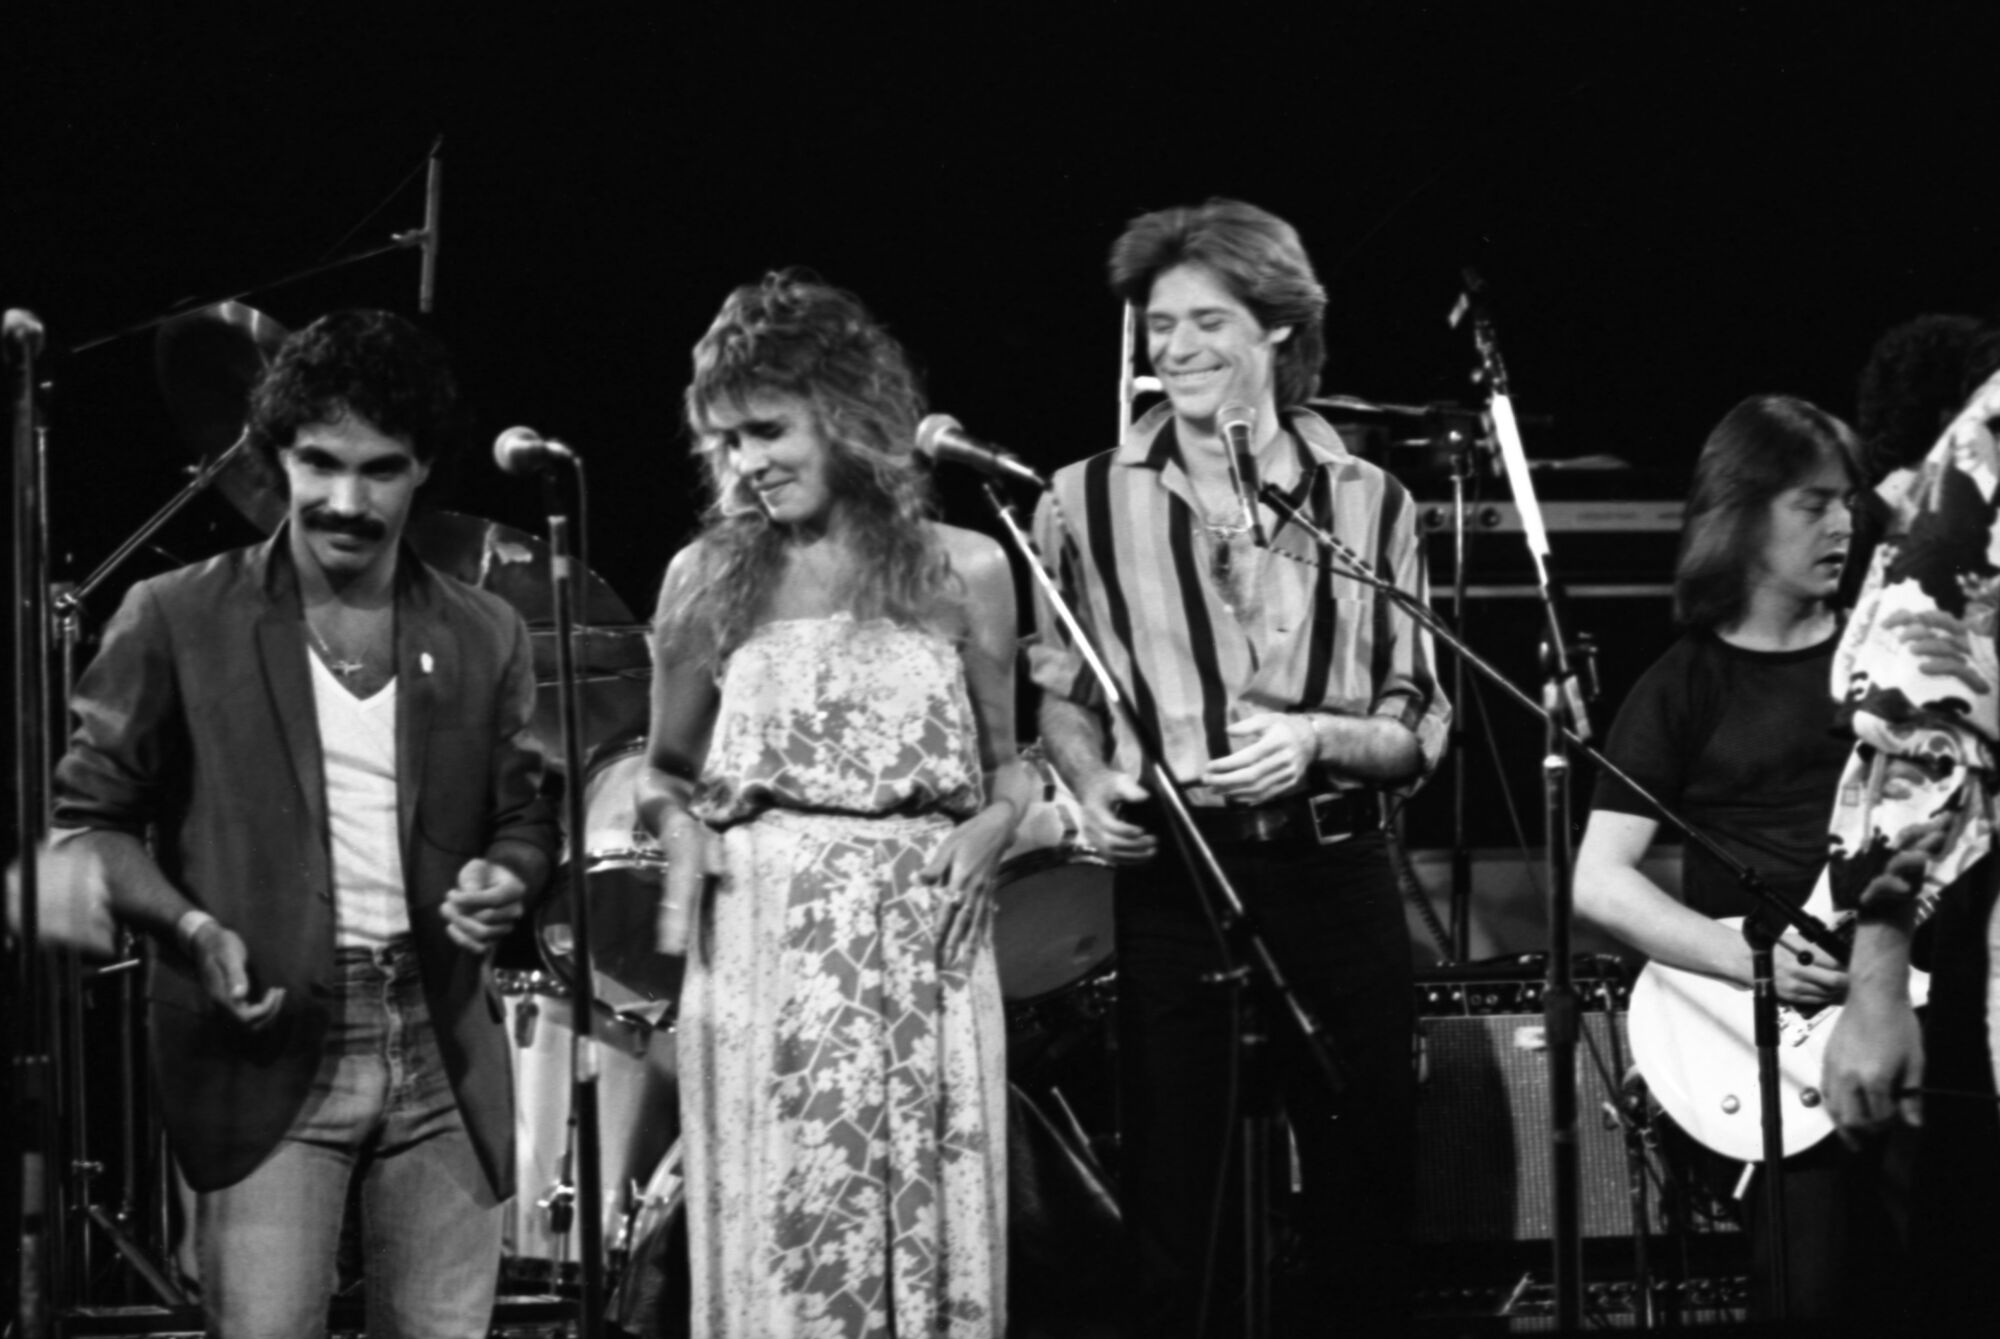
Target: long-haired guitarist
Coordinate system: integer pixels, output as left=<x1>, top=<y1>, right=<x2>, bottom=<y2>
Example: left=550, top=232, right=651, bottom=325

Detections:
left=1574, top=395, right=1904, bottom=1325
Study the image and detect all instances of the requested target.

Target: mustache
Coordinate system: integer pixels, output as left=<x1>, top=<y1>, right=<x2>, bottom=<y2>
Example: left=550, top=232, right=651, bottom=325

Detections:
left=302, top=509, right=388, bottom=541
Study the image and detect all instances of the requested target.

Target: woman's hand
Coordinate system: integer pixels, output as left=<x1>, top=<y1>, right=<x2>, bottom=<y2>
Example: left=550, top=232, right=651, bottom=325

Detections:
left=922, top=802, right=1020, bottom=967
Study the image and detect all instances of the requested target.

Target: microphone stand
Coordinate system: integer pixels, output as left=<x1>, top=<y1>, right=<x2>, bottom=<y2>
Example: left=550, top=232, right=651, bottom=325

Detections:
left=1260, top=484, right=1845, bottom=1329
left=1451, top=270, right=1594, bottom=1327
left=532, top=459, right=607, bottom=1338
left=10, top=309, right=57, bottom=1338
left=1438, top=415, right=1476, bottom=961
left=981, top=481, right=1340, bottom=1339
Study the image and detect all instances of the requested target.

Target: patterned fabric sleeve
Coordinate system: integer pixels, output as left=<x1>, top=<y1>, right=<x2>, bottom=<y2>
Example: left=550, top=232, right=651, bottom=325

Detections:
left=1827, top=370, right=2000, bottom=913
left=1024, top=482, right=1103, bottom=713
left=1366, top=474, right=1451, bottom=783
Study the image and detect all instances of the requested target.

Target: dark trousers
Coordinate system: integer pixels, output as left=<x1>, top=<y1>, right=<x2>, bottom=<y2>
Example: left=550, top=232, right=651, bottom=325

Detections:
left=1904, top=851, right=2000, bottom=1331
left=1113, top=830, right=1414, bottom=1338
left=1737, top=1130, right=1913, bottom=1327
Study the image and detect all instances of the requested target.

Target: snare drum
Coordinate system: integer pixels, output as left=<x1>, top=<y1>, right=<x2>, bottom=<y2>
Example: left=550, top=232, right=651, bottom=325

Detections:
left=993, top=746, right=1115, bottom=1003
left=538, top=739, right=685, bottom=1018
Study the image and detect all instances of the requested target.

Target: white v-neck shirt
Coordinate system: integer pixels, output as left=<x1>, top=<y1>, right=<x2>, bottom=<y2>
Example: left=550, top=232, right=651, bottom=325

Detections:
left=310, top=651, right=410, bottom=947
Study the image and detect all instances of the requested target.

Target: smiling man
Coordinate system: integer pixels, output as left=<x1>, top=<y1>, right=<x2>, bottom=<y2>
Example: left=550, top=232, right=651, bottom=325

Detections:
left=1030, top=198, right=1448, bottom=1336
left=52, top=310, right=556, bottom=1338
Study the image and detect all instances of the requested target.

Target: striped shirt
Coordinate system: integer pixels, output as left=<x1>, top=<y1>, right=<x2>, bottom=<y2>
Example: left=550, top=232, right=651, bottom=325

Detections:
left=1028, top=403, right=1450, bottom=801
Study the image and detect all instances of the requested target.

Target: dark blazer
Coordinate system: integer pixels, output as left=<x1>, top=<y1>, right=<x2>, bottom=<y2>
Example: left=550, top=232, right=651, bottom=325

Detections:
left=55, top=531, right=558, bottom=1194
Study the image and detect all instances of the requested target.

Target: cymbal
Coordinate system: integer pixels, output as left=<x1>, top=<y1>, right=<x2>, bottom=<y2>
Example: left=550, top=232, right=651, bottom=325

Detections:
left=154, top=301, right=290, bottom=533
left=1309, top=393, right=1448, bottom=421
left=407, top=510, right=652, bottom=769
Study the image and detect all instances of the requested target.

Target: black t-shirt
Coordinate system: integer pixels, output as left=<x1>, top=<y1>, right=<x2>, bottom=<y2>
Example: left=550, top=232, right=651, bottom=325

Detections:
left=1590, top=627, right=1847, bottom=920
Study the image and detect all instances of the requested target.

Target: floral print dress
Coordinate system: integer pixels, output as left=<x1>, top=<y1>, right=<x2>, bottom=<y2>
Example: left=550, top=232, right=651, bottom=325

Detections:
left=680, top=616, right=1007, bottom=1338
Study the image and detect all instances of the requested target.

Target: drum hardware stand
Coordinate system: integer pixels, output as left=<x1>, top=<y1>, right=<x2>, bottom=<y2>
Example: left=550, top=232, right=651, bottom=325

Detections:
left=10, top=307, right=58, bottom=1339
left=1260, top=482, right=1846, bottom=1333
left=502, top=437, right=609, bottom=1339
left=981, top=479, right=1341, bottom=1339
left=68, top=137, right=442, bottom=358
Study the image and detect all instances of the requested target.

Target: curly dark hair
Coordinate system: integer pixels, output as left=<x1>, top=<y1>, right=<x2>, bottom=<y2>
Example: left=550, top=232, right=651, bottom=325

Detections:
left=1674, top=395, right=1862, bottom=630
left=657, top=269, right=955, bottom=665
left=1855, top=313, right=1983, bottom=484
left=245, top=309, right=458, bottom=468
left=1108, top=198, right=1328, bottom=409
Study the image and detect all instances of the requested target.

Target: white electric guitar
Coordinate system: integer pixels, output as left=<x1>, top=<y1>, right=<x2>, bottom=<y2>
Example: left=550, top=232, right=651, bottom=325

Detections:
left=1627, top=871, right=1931, bottom=1162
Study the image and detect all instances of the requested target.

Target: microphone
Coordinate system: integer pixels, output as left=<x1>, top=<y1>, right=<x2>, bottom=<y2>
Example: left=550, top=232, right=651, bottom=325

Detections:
left=3, top=308, right=46, bottom=356
left=914, top=414, right=1046, bottom=489
left=1218, top=400, right=1264, bottom=546
left=418, top=140, right=442, bottom=314
left=493, top=426, right=577, bottom=476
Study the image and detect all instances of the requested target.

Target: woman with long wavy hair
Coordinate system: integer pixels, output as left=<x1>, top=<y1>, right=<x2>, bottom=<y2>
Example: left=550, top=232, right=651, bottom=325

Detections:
left=639, top=270, right=1032, bottom=1337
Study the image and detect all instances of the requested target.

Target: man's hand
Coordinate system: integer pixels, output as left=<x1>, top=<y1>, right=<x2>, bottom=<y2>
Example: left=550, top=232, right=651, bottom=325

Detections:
left=1823, top=989, right=1924, bottom=1147
left=443, top=858, right=529, bottom=954
left=1077, top=770, right=1157, bottom=864
left=1201, top=713, right=1315, bottom=806
left=1820, top=827, right=1941, bottom=1146
left=1773, top=936, right=1849, bottom=1008
left=187, top=919, right=287, bottom=1028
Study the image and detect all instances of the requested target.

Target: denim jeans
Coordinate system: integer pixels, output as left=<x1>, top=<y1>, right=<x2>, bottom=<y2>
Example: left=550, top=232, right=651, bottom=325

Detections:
left=195, top=941, right=502, bottom=1339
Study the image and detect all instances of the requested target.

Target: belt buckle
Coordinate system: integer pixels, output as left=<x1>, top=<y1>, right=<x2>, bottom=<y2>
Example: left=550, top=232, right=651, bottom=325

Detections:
left=1308, top=793, right=1354, bottom=846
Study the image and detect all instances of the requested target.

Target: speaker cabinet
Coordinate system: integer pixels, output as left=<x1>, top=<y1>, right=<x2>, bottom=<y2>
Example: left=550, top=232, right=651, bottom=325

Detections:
left=1413, top=972, right=1660, bottom=1243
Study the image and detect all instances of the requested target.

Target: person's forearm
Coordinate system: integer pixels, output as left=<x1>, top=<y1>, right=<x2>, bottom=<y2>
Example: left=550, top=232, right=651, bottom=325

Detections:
left=1305, top=712, right=1420, bottom=785
left=1038, top=694, right=1114, bottom=792
left=1846, top=910, right=1916, bottom=1009
left=636, top=765, right=699, bottom=844
left=71, top=828, right=197, bottom=942
left=1574, top=855, right=1757, bottom=983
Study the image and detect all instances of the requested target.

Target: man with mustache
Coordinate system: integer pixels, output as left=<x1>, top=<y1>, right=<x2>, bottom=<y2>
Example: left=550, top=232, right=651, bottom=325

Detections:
left=1031, top=199, right=1449, bottom=1335
left=51, top=309, right=557, bottom=1338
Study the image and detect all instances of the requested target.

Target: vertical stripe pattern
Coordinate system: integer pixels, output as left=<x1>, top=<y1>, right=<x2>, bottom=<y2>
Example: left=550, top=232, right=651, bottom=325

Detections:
left=1028, top=405, right=1451, bottom=797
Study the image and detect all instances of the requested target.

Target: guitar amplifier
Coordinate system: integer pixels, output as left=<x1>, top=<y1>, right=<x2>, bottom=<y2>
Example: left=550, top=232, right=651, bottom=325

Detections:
left=1412, top=958, right=1665, bottom=1243
left=1400, top=490, right=1687, bottom=851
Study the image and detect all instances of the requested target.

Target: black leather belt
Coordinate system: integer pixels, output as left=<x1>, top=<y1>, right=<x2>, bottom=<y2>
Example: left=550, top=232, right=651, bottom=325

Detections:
left=1185, top=789, right=1380, bottom=847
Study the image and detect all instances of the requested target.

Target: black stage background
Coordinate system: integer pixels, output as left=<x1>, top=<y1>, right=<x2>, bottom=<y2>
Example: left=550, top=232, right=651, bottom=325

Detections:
left=4, top=4, right=1993, bottom=1331
left=3, top=1, right=1993, bottom=894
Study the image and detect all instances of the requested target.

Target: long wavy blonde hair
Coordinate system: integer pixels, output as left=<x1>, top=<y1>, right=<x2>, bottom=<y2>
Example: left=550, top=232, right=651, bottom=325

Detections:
left=657, top=270, right=958, bottom=667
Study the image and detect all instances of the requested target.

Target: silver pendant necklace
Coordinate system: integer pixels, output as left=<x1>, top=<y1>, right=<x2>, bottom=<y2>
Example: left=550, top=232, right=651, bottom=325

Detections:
left=306, top=620, right=366, bottom=679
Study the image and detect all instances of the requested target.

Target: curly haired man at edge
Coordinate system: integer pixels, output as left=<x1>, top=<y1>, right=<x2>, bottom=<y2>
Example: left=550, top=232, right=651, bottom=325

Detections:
left=50, top=310, right=558, bottom=1338
left=1823, top=347, right=2000, bottom=1330
left=638, top=271, right=1035, bottom=1337
left=1030, top=199, right=1449, bottom=1337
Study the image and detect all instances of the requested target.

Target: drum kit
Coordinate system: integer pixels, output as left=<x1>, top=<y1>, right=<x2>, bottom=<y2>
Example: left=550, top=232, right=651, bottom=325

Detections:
left=129, top=300, right=1128, bottom=1296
